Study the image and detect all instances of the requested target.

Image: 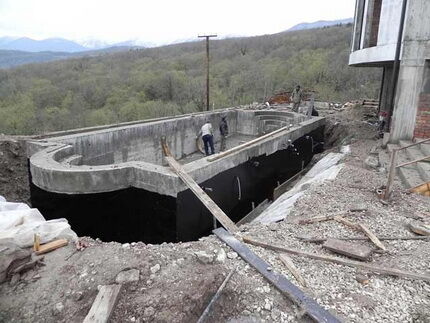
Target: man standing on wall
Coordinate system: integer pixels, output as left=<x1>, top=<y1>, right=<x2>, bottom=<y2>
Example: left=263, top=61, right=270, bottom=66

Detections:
left=197, top=120, right=215, bottom=156
left=290, top=85, right=303, bottom=112
left=219, top=116, right=229, bottom=152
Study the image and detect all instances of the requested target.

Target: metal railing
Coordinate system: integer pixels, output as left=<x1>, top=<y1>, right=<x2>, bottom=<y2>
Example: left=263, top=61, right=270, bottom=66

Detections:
left=384, top=138, right=430, bottom=200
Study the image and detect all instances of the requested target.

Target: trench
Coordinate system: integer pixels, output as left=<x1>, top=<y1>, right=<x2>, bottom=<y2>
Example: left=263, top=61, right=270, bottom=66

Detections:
left=29, top=127, right=324, bottom=244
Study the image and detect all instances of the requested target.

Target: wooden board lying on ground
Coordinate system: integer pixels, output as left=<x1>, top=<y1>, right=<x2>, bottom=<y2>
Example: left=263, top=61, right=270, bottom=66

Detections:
left=83, top=284, right=122, bottom=323
left=243, top=237, right=430, bottom=282
left=297, top=235, right=430, bottom=243
left=299, top=215, right=333, bottom=225
left=333, top=216, right=360, bottom=230
left=214, top=228, right=341, bottom=323
left=323, top=238, right=372, bottom=261
left=279, top=254, right=307, bottom=287
left=35, top=239, right=68, bottom=255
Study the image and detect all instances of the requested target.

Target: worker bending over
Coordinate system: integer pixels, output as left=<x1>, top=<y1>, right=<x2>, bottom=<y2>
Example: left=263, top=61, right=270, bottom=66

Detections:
left=197, top=121, right=215, bottom=156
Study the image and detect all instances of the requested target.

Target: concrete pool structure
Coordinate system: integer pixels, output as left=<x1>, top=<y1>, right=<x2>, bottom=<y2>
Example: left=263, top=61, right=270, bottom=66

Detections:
left=27, top=108, right=325, bottom=243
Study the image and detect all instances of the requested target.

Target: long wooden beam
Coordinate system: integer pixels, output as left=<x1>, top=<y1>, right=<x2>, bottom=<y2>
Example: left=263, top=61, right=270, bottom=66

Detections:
left=207, top=124, right=294, bottom=162
left=243, top=237, right=430, bottom=282
left=161, top=138, right=238, bottom=234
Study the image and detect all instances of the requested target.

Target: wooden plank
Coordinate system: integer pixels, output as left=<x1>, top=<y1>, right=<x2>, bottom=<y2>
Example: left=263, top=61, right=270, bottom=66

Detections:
left=35, top=239, right=68, bottom=255
left=358, top=223, right=386, bottom=250
left=333, top=216, right=360, bottom=231
left=410, top=182, right=430, bottom=194
left=207, top=123, right=295, bottom=162
left=322, top=238, right=372, bottom=261
left=273, top=168, right=307, bottom=201
left=299, top=215, right=333, bottom=225
left=83, top=284, right=122, bottom=323
left=197, top=268, right=236, bottom=323
left=165, top=156, right=238, bottom=234
left=297, top=235, right=430, bottom=243
left=243, top=237, right=430, bottom=282
left=214, top=228, right=341, bottom=323
left=236, top=199, right=269, bottom=226
left=279, top=254, right=307, bottom=287
left=409, top=223, right=430, bottom=236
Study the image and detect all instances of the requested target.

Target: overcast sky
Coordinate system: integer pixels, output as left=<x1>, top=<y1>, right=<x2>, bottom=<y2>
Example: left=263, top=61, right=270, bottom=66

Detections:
left=0, top=0, right=356, bottom=45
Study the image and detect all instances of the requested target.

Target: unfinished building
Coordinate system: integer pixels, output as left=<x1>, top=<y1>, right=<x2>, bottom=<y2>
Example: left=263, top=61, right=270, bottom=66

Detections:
left=27, top=109, right=324, bottom=243
left=350, top=0, right=430, bottom=142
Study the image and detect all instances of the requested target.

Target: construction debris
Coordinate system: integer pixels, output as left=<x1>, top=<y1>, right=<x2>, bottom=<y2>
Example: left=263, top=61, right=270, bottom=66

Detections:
left=243, top=237, right=430, bottom=282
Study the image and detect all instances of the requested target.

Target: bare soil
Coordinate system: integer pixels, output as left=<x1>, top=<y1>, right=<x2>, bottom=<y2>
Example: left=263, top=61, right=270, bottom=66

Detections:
left=0, top=137, right=30, bottom=204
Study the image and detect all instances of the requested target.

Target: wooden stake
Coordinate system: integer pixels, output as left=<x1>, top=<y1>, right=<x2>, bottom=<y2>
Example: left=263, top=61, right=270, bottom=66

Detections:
left=358, top=223, right=386, bottom=250
left=243, top=237, right=430, bottom=282
left=33, top=234, right=40, bottom=252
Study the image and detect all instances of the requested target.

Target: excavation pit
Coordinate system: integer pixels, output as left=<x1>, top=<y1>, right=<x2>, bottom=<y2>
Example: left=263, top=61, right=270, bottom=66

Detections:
left=27, top=109, right=325, bottom=243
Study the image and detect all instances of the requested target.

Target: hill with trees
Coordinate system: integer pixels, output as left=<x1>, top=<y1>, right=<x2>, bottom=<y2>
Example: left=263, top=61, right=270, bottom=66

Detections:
left=0, top=24, right=381, bottom=135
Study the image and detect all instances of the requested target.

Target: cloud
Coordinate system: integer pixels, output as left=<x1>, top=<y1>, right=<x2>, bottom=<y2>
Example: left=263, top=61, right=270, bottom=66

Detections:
left=0, top=0, right=355, bottom=45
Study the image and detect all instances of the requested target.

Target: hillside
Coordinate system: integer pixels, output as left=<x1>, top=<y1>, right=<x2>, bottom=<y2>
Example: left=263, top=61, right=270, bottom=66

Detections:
left=0, top=25, right=381, bottom=135
left=288, top=18, right=353, bottom=31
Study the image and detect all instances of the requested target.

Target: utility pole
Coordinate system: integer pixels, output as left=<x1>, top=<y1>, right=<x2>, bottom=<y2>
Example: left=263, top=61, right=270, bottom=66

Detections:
left=198, top=34, right=217, bottom=111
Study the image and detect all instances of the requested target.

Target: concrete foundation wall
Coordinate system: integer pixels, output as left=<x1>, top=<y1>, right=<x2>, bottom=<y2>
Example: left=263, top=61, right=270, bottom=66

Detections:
left=28, top=109, right=319, bottom=197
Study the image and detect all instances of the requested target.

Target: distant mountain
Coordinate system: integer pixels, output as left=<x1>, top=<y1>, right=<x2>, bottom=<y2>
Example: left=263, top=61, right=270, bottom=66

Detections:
left=0, top=37, right=87, bottom=53
left=0, top=45, right=150, bottom=68
left=287, top=18, right=353, bottom=32
left=0, top=49, right=75, bottom=68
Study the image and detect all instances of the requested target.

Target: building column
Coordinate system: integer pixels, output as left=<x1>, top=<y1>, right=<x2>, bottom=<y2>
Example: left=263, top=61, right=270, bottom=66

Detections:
left=390, top=60, right=426, bottom=142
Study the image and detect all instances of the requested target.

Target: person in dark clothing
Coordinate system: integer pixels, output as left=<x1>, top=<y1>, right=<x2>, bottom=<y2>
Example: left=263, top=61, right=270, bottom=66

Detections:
left=290, top=85, right=303, bottom=112
left=219, top=116, right=229, bottom=151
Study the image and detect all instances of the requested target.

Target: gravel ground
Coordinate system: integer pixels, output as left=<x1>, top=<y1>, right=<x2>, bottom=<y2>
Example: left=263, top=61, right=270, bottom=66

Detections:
left=1, top=106, right=429, bottom=322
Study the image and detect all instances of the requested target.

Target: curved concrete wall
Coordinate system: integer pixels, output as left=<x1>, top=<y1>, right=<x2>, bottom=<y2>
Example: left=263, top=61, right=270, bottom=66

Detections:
left=29, top=109, right=321, bottom=196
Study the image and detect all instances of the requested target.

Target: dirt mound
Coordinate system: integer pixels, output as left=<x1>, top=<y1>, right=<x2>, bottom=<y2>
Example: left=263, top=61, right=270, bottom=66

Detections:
left=0, top=139, right=30, bottom=204
left=324, top=103, right=379, bottom=147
